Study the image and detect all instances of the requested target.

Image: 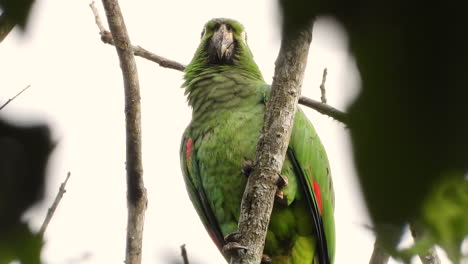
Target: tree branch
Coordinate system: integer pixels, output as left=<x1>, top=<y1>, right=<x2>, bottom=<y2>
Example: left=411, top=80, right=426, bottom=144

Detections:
left=369, top=239, right=390, bottom=264
left=410, top=223, right=441, bottom=264
left=89, top=1, right=185, bottom=71
left=229, top=25, right=313, bottom=264
left=298, top=96, right=348, bottom=124
left=0, top=85, right=31, bottom=111
left=39, top=172, right=71, bottom=236
left=99, top=1, right=147, bottom=264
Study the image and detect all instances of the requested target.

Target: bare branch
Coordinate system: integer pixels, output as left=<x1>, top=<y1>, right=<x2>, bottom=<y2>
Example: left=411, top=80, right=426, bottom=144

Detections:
left=0, top=85, right=31, bottom=111
left=180, top=244, right=189, bottom=264
left=298, top=96, right=348, bottom=124
left=320, top=68, right=327, bottom=104
left=99, top=1, right=147, bottom=264
left=89, top=2, right=185, bottom=71
left=230, top=26, right=313, bottom=264
left=39, top=172, right=71, bottom=236
left=369, top=239, right=390, bottom=264
left=410, top=223, right=441, bottom=264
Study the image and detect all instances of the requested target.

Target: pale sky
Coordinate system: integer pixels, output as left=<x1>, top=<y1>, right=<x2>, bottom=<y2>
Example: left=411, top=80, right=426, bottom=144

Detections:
left=1, top=0, right=453, bottom=263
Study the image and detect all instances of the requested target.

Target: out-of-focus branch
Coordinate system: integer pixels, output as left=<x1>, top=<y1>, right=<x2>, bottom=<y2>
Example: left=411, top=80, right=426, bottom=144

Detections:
left=39, top=172, right=71, bottom=236
left=0, top=85, right=31, bottom=111
left=230, top=25, right=313, bottom=264
left=99, top=1, right=147, bottom=264
left=89, top=1, right=185, bottom=71
left=180, top=244, right=189, bottom=264
left=369, top=239, right=390, bottom=264
left=410, top=223, right=441, bottom=264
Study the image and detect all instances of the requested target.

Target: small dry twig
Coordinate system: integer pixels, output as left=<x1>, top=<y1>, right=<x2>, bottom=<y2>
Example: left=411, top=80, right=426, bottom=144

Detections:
left=0, top=84, right=31, bottom=111
left=89, top=1, right=185, bottom=71
left=39, top=172, right=71, bottom=236
left=320, top=68, right=327, bottom=104
left=180, top=244, right=189, bottom=264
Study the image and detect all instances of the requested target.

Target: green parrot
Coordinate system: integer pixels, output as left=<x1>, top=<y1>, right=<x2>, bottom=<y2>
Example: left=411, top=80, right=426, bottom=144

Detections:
left=180, top=18, right=335, bottom=264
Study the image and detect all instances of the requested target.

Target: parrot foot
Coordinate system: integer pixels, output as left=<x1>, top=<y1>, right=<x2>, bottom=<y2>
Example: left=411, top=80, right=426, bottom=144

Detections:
left=222, top=242, right=248, bottom=255
left=241, top=160, right=254, bottom=176
left=276, top=174, right=288, bottom=187
left=224, top=231, right=241, bottom=243
left=261, top=254, right=272, bottom=263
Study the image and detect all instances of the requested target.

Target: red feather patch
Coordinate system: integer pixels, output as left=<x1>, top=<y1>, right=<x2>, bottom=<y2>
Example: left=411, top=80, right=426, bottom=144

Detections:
left=208, top=229, right=223, bottom=251
left=185, top=138, right=193, bottom=162
left=308, top=165, right=323, bottom=215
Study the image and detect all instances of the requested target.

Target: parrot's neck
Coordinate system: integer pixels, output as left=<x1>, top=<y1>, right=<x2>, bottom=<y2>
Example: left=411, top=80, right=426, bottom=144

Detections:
left=184, top=67, right=266, bottom=134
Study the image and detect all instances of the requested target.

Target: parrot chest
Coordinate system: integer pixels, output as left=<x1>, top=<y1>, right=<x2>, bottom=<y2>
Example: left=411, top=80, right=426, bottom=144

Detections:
left=193, top=105, right=264, bottom=233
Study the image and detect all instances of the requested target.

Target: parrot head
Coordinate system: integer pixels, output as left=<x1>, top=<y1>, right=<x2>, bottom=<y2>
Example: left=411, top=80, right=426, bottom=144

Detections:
left=187, top=18, right=258, bottom=67
left=183, top=18, right=264, bottom=92
left=201, top=18, right=248, bottom=65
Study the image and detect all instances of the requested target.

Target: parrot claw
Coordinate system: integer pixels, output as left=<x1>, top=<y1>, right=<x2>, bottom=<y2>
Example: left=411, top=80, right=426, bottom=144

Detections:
left=276, top=174, right=288, bottom=187
left=241, top=160, right=254, bottom=176
left=222, top=242, right=248, bottom=255
left=261, top=254, right=272, bottom=263
left=224, top=231, right=241, bottom=243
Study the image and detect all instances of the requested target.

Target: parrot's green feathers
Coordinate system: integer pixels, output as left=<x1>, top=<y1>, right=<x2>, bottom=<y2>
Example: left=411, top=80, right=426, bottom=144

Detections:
left=180, top=18, right=335, bottom=264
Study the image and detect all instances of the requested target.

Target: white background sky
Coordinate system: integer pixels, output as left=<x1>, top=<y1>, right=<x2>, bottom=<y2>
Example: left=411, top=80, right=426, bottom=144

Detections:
left=1, top=0, right=456, bottom=263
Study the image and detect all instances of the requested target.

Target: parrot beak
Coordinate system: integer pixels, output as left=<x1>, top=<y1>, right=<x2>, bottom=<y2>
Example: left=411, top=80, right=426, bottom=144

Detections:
left=210, top=24, right=235, bottom=63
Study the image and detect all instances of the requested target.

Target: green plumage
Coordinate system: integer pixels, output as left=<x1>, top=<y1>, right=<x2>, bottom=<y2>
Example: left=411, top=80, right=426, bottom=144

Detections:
left=180, top=18, right=335, bottom=264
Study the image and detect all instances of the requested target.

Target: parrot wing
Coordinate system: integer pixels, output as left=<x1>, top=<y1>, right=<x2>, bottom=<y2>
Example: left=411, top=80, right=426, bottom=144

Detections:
left=180, top=131, right=226, bottom=252
left=288, top=108, right=335, bottom=264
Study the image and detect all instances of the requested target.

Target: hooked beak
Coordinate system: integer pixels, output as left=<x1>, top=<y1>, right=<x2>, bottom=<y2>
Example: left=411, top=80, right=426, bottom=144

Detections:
left=210, top=24, right=235, bottom=63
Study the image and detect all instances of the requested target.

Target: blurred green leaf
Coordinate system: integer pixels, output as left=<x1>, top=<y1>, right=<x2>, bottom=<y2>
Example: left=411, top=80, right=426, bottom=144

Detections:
left=277, top=0, right=468, bottom=261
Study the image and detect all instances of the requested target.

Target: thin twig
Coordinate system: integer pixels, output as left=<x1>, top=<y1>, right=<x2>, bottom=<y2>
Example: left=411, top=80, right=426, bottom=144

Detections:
left=410, top=223, right=441, bottom=264
left=180, top=244, right=189, bottom=264
left=369, top=239, right=390, bottom=264
left=89, top=1, right=185, bottom=71
left=0, top=85, right=31, bottom=111
left=99, top=1, right=147, bottom=264
left=320, top=68, right=327, bottom=104
left=298, top=96, right=348, bottom=124
left=39, top=172, right=71, bottom=236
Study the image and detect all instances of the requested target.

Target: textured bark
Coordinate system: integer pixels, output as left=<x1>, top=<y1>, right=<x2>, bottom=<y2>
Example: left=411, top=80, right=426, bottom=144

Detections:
left=369, top=240, right=390, bottom=264
left=100, top=1, right=147, bottom=264
left=229, top=27, right=313, bottom=264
